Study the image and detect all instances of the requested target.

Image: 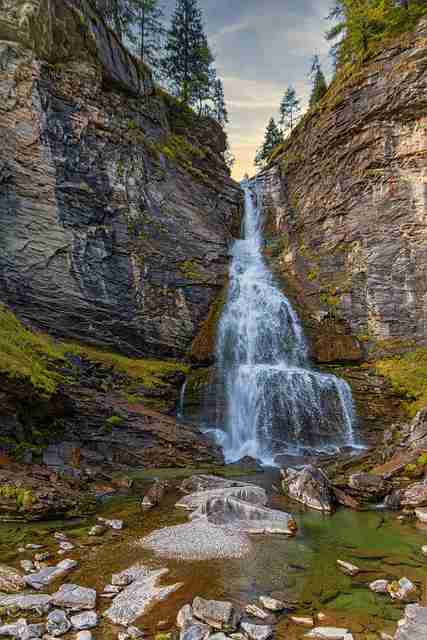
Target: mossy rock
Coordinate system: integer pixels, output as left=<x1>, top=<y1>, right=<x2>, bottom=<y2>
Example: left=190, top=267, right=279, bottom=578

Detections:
left=190, top=289, right=227, bottom=363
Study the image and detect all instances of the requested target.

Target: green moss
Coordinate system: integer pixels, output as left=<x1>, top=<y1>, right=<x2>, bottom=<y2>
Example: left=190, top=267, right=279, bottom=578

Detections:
left=106, top=415, right=124, bottom=427
left=190, top=289, right=227, bottom=362
left=0, top=485, right=34, bottom=510
left=308, top=267, right=319, bottom=281
left=376, top=347, right=427, bottom=417
left=179, top=259, right=207, bottom=282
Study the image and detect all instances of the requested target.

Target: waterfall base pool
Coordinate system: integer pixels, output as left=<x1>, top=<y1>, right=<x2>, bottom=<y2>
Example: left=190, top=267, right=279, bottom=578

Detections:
left=1, top=468, right=425, bottom=639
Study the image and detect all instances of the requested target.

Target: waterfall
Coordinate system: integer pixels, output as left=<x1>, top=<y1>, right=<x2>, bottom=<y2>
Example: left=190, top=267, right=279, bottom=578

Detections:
left=207, top=179, right=357, bottom=465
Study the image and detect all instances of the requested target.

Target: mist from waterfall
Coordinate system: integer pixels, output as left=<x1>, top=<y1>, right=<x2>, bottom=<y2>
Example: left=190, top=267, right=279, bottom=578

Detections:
left=208, top=179, right=357, bottom=465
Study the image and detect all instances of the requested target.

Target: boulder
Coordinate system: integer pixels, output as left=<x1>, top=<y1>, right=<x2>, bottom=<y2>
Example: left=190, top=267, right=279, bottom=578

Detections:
left=204, top=496, right=298, bottom=535
left=46, top=609, right=71, bottom=636
left=180, top=623, right=211, bottom=640
left=70, top=611, right=98, bottom=630
left=105, top=567, right=182, bottom=625
left=177, top=486, right=267, bottom=515
left=0, top=592, right=52, bottom=614
left=240, top=622, right=273, bottom=640
left=192, top=597, right=240, bottom=630
left=0, top=563, right=25, bottom=593
left=400, top=483, right=427, bottom=507
left=281, top=466, right=334, bottom=512
left=24, top=559, right=78, bottom=590
left=51, top=584, right=97, bottom=611
left=395, top=604, right=427, bottom=640
left=347, top=473, right=386, bottom=499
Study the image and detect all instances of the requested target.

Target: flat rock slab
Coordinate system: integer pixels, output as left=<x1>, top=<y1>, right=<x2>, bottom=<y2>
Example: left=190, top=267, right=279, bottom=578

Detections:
left=0, top=592, right=52, bottom=614
left=395, top=604, right=427, bottom=640
left=177, top=486, right=267, bottom=514
left=142, top=519, right=252, bottom=561
left=51, top=584, right=97, bottom=610
left=105, top=567, right=182, bottom=625
left=305, top=628, right=349, bottom=639
left=24, top=559, right=78, bottom=590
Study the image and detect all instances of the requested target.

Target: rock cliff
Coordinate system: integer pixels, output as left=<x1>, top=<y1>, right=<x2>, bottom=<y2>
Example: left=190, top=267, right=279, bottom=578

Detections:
left=261, top=18, right=427, bottom=438
left=0, top=0, right=241, bottom=359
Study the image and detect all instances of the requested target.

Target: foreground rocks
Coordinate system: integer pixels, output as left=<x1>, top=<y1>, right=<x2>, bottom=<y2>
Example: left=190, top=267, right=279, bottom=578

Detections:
left=395, top=604, right=427, bottom=640
left=281, top=466, right=334, bottom=512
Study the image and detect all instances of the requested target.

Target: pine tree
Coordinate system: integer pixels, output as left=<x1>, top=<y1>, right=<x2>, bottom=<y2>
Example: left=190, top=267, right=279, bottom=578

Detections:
left=212, top=78, right=228, bottom=126
left=279, top=86, right=301, bottom=134
left=255, top=118, right=284, bottom=167
left=309, top=55, right=328, bottom=107
left=162, top=0, right=214, bottom=105
left=128, top=0, right=165, bottom=69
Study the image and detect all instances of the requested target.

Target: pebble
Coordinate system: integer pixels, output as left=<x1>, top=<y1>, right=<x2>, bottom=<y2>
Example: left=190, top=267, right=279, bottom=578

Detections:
left=98, top=517, right=124, bottom=530
left=369, top=579, right=389, bottom=593
left=54, top=532, right=68, bottom=541
left=51, top=584, right=97, bottom=611
left=259, top=596, right=285, bottom=612
left=35, top=552, right=52, bottom=562
left=336, top=560, right=360, bottom=576
left=70, top=610, right=98, bottom=630
left=291, top=616, right=314, bottom=627
left=26, top=544, right=43, bottom=550
left=422, top=545, right=427, bottom=557
left=305, top=629, right=349, bottom=639
left=59, top=541, right=75, bottom=552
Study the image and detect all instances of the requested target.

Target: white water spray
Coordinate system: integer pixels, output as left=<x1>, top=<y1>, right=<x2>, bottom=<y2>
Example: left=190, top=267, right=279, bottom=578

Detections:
left=210, top=179, right=356, bottom=464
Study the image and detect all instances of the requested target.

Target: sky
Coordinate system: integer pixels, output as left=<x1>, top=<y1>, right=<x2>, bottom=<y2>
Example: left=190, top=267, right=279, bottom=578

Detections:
left=164, top=0, right=333, bottom=180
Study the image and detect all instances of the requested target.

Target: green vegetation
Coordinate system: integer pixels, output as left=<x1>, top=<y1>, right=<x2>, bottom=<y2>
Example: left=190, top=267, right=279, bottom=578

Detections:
left=0, top=304, right=189, bottom=397
left=327, top=0, right=427, bottom=67
left=376, top=347, right=427, bottom=416
left=255, top=118, right=284, bottom=168
left=106, top=415, right=125, bottom=427
left=190, top=290, right=226, bottom=362
left=0, top=485, right=34, bottom=510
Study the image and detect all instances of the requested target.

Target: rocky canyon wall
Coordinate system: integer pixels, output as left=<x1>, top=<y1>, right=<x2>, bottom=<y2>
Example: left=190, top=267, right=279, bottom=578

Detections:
left=0, top=0, right=241, bottom=360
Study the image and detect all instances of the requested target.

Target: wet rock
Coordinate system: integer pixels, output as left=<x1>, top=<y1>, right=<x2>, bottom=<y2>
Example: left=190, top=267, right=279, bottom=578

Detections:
left=180, top=475, right=250, bottom=494
left=141, top=481, right=169, bottom=510
left=395, top=604, right=427, bottom=640
left=336, top=560, right=359, bottom=576
left=245, top=605, right=270, bottom=620
left=290, top=616, right=314, bottom=627
left=105, top=567, right=182, bottom=625
left=0, top=592, right=52, bottom=614
left=180, top=623, right=211, bottom=640
left=387, top=577, right=417, bottom=601
left=333, top=488, right=360, bottom=510
left=177, top=604, right=195, bottom=629
left=281, top=466, right=334, bottom=512
left=88, top=525, right=106, bottom=537
left=46, top=609, right=71, bottom=636
left=369, top=579, right=389, bottom=593
left=70, top=611, right=98, bottom=630
left=348, top=474, right=386, bottom=499
left=192, top=597, right=240, bottom=631
left=177, top=486, right=267, bottom=514
left=240, top=622, right=273, bottom=640
left=400, top=483, right=427, bottom=507
left=415, top=508, right=427, bottom=524
left=259, top=596, right=285, bottom=612
left=98, top=518, right=124, bottom=530
left=51, top=584, right=97, bottom=611
left=0, top=563, right=25, bottom=593
left=203, top=496, right=298, bottom=535
left=25, top=560, right=78, bottom=590
left=304, top=629, right=349, bottom=639
left=76, top=632, right=93, bottom=640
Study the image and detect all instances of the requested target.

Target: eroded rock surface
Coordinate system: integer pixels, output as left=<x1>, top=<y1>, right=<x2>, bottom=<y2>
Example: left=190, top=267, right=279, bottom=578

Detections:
left=281, top=466, right=334, bottom=512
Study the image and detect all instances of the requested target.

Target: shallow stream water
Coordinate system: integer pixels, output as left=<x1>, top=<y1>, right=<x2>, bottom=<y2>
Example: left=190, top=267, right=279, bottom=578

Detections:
left=1, top=468, right=426, bottom=639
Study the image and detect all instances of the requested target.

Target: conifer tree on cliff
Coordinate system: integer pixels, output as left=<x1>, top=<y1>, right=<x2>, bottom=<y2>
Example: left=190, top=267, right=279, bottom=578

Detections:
left=255, top=118, right=283, bottom=167
left=279, top=86, right=301, bottom=134
left=309, top=54, right=328, bottom=106
left=162, top=0, right=213, bottom=105
left=212, top=78, right=229, bottom=126
left=130, top=0, right=165, bottom=68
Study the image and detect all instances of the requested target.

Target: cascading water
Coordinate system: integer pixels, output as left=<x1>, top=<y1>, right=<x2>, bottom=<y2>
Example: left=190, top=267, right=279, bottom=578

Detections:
left=207, top=178, right=357, bottom=465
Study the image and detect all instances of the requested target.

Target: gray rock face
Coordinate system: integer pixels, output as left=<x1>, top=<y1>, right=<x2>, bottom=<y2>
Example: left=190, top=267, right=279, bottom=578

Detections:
left=281, top=466, right=334, bottom=512
left=0, top=1, right=241, bottom=361
left=51, top=584, right=97, bottom=611
left=105, top=566, right=182, bottom=625
left=46, top=609, right=71, bottom=636
left=395, top=604, right=427, bottom=640
left=192, top=597, right=240, bottom=631
left=408, top=409, right=427, bottom=450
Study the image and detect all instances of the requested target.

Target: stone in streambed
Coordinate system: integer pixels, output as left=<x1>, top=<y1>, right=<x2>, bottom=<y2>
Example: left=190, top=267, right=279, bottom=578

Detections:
left=304, top=628, right=349, bottom=639
left=258, top=596, right=285, bottom=612
left=180, top=475, right=252, bottom=494
left=105, top=566, right=182, bottom=625
left=0, top=592, right=52, bottom=614
left=202, top=496, right=297, bottom=535
left=46, top=609, right=71, bottom=636
left=387, top=577, right=417, bottom=601
left=281, top=466, right=334, bottom=512
left=180, top=623, right=211, bottom=640
left=395, top=604, right=427, bottom=640
left=192, top=597, right=240, bottom=631
left=76, top=632, right=93, bottom=640
left=240, top=622, right=273, bottom=640
left=0, top=563, right=26, bottom=593
left=70, top=611, right=98, bottom=630
left=245, top=604, right=270, bottom=620
left=348, top=473, right=386, bottom=498
left=415, top=507, right=427, bottom=524
left=177, top=604, right=195, bottom=629
left=24, top=559, right=78, bottom=590
left=141, top=480, right=169, bottom=510
left=336, top=560, right=359, bottom=576
left=290, top=616, right=314, bottom=627
left=98, top=517, right=124, bottom=530
left=369, top=579, right=389, bottom=593
left=0, top=618, right=45, bottom=638
left=177, top=485, right=267, bottom=514
left=51, top=584, right=97, bottom=611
